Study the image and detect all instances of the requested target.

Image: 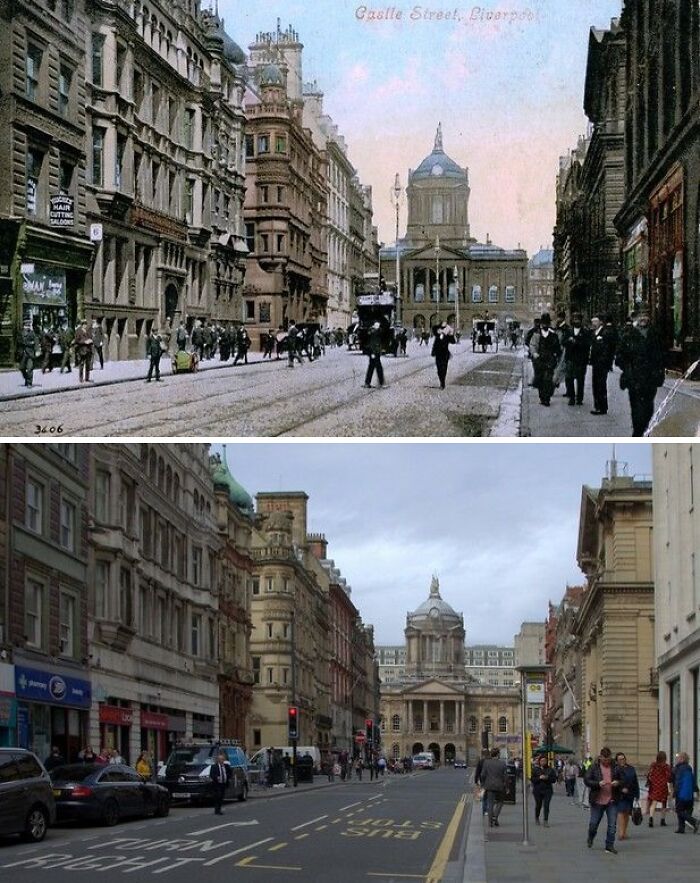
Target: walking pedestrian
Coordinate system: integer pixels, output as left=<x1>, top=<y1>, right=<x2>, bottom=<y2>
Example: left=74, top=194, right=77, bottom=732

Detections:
left=576, top=759, right=588, bottom=807
left=263, top=328, right=276, bottom=359
left=136, top=751, right=153, bottom=780
left=364, top=321, right=385, bottom=388
left=562, top=313, right=591, bottom=406
left=564, top=758, right=579, bottom=801
left=145, top=328, right=164, bottom=382
left=589, top=316, right=614, bottom=415
left=355, top=756, right=363, bottom=781
left=613, top=753, right=639, bottom=840
left=532, top=313, right=561, bottom=406
left=584, top=747, right=621, bottom=854
left=58, top=321, right=73, bottom=373
left=615, top=308, right=665, bottom=435
left=432, top=322, right=455, bottom=389
left=524, top=318, right=541, bottom=387
left=74, top=319, right=94, bottom=383
left=40, top=326, right=55, bottom=373
left=474, top=747, right=490, bottom=815
left=17, top=320, right=37, bottom=388
left=287, top=321, right=303, bottom=367
left=176, top=321, right=188, bottom=352
left=192, top=321, right=205, bottom=361
left=92, top=319, right=105, bottom=369
left=210, top=750, right=230, bottom=815
left=671, top=752, right=699, bottom=833
left=234, top=327, right=250, bottom=365
left=531, top=755, right=557, bottom=826
left=646, top=750, right=672, bottom=827
left=160, top=318, right=172, bottom=356
left=481, top=748, right=507, bottom=827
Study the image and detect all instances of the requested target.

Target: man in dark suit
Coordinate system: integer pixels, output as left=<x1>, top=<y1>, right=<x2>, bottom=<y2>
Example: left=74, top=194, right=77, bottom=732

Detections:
left=432, top=322, right=456, bottom=389
left=533, top=313, right=561, bottom=406
left=210, top=751, right=231, bottom=815
left=615, top=309, right=665, bottom=436
left=562, top=312, right=592, bottom=406
left=589, top=316, right=615, bottom=415
left=364, top=322, right=385, bottom=388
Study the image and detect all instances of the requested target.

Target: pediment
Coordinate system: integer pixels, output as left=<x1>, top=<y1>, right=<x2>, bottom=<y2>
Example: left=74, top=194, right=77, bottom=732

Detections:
left=402, top=678, right=465, bottom=695
left=405, top=244, right=467, bottom=262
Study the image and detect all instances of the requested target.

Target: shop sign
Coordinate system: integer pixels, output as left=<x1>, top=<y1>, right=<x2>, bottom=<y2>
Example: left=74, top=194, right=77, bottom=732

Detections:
left=15, top=665, right=91, bottom=708
left=99, top=704, right=133, bottom=726
left=90, top=223, right=103, bottom=242
left=0, top=695, right=16, bottom=728
left=141, top=710, right=168, bottom=730
left=49, top=195, right=75, bottom=227
left=525, top=680, right=545, bottom=705
left=22, top=264, right=67, bottom=306
left=356, top=293, right=394, bottom=307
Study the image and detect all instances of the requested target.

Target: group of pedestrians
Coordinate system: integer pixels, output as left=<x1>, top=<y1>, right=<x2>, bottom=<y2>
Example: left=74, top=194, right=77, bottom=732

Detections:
left=525, top=308, right=666, bottom=435
left=17, top=318, right=103, bottom=387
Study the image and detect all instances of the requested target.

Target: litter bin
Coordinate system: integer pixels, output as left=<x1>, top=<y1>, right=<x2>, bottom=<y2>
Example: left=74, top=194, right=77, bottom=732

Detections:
left=297, top=754, right=314, bottom=783
left=503, top=762, right=517, bottom=804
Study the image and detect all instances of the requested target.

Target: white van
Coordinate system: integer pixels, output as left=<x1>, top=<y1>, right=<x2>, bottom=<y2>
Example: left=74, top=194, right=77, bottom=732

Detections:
left=249, top=746, right=321, bottom=773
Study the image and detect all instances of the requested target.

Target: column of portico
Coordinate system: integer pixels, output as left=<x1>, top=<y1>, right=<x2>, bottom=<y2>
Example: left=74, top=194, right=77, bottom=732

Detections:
left=423, top=700, right=428, bottom=734
left=439, top=701, right=445, bottom=734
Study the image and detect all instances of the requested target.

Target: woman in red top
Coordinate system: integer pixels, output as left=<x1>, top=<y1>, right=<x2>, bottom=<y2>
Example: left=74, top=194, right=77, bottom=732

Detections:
left=646, top=750, right=672, bottom=826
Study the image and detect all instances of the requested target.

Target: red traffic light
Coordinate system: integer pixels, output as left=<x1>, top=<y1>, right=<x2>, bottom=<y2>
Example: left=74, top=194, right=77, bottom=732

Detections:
left=289, top=707, right=297, bottom=717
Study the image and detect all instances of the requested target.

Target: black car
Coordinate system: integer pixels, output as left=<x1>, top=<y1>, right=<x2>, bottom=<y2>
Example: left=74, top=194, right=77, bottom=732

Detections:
left=163, top=741, right=248, bottom=804
left=50, top=763, right=170, bottom=826
left=0, top=748, right=56, bottom=842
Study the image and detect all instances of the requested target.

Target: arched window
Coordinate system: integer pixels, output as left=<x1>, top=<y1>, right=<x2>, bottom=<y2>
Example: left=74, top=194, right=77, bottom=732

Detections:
left=391, top=714, right=401, bottom=732
left=166, top=465, right=172, bottom=498
left=392, top=743, right=400, bottom=760
left=468, top=716, right=477, bottom=734
left=498, top=716, right=507, bottom=734
left=483, top=716, right=492, bottom=733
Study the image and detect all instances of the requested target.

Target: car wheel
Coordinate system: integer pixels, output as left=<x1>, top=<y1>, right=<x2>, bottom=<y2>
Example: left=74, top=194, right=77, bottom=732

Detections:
left=237, top=784, right=248, bottom=802
left=102, top=799, right=120, bottom=827
left=23, top=806, right=48, bottom=843
left=154, top=796, right=170, bottom=818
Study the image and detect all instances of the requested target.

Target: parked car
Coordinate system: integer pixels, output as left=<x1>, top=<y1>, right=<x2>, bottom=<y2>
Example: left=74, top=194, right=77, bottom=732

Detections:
left=50, top=763, right=170, bottom=826
left=0, top=747, right=56, bottom=842
left=162, top=740, right=248, bottom=804
left=453, top=758, right=467, bottom=769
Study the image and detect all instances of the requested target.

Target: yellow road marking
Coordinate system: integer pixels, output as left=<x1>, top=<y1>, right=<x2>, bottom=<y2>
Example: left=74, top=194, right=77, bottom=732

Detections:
left=425, top=794, right=466, bottom=883
left=268, top=842, right=287, bottom=852
left=237, top=856, right=302, bottom=871
left=294, top=833, right=309, bottom=840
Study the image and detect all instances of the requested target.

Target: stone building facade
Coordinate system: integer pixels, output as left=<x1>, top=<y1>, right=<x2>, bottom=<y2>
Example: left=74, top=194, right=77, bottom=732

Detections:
left=0, top=0, right=94, bottom=366
left=573, top=463, right=656, bottom=764
left=84, top=0, right=248, bottom=360
left=652, top=444, right=700, bottom=771
left=0, top=443, right=91, bottom=760
left=87, top=443, right=221, bottom=765
left=527, top=249, right=554, bottom=318
left=381, top=126, right=528, bottom=333
left=543, top=586, right=585, bottom=752
left=615, top=0, right=700, bottom=371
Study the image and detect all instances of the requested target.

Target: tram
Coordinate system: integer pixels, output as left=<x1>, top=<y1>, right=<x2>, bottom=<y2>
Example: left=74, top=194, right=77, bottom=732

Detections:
left=348, top=291, right=396, bottom=353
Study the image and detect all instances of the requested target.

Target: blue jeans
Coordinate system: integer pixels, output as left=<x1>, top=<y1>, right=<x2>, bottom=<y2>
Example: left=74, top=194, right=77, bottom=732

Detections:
left=588, top=801, right=618, bottom=847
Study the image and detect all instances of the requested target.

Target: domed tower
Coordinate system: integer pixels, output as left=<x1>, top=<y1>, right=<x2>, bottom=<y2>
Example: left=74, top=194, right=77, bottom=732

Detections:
left=210, top=446, right=254, bottom=516
left=405, top=576, right=466, bottom=681
left=406, top=124, right=472, bottom=247
left=258, top=62, right=287, bottom=105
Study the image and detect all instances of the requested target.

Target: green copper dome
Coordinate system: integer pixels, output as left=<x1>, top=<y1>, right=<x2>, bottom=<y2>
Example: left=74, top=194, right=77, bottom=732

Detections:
left=211, top=447, right=254, bottom=514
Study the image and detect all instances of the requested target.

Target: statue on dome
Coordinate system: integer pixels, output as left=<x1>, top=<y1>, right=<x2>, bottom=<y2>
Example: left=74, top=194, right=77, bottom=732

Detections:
left=434, top=122, right=443, bottom=152
left=430, top=574, right=440, bottom=596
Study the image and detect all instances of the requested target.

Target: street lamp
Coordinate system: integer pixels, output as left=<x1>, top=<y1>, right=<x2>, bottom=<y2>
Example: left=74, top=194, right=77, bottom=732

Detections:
left=515, top=664, right=551, bottom=847
left=434, top=236, right=441, bottom=326
left=453, top=265, right=460, bottom=336
left=392, top=173, right=402, bottom=325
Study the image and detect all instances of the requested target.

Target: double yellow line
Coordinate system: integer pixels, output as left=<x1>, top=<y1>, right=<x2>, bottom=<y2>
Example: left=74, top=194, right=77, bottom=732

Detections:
left=425, top=794, right=467, bottom=883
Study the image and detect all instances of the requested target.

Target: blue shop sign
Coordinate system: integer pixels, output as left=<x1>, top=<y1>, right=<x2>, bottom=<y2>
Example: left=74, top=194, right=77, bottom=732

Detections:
left=15, top=666, right=91, bottom=709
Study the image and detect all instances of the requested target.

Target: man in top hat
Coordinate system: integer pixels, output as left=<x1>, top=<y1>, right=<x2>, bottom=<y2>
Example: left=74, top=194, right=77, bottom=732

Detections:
left=74, top=319, right=94, bottom=383
left=532, top=313, right=561, bottom=406
left=615, top=307, right=665, bottom=436
left=364, top=321, right=385, bottom=388
left=432, top=322, right=456, bottom=389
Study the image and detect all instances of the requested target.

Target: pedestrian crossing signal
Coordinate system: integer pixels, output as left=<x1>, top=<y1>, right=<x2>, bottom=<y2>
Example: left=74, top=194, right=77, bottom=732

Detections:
left=288, top=706, right=299, bottom=741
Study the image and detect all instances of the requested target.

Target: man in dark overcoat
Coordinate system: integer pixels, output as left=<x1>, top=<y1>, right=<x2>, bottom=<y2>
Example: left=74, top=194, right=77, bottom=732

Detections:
left=615, top=309, right=665, bottom=436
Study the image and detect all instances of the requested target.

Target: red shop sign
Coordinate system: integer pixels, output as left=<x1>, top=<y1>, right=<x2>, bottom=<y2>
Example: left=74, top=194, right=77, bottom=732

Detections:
left=99, top=704, right=133, bottom=726
left=140, top=711, right=168, bottom=730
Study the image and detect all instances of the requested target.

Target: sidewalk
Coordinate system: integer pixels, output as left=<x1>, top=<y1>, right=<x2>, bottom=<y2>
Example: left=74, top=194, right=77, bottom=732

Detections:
left=466, top=784, right=698, bottom=882
left=520, top=358, right=700, bottom=437
left=0, top=350, right=272, bottom=403
left=247, top=773, right=383, bottom=800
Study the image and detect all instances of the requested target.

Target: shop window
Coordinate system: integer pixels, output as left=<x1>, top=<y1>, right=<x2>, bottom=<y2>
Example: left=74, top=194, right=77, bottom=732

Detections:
left=59, top=498, right=76, bottom=551
left=26, top=43, right=43, bottom=101
left=58, top=64, right=72, bottom=117
left=25, top=577, right=45, bottom=648
left=91, top=33, right=104, bottom=87
left=59, top=591, right=77, bottom=657
left=25, top=477, right=44, bottom=534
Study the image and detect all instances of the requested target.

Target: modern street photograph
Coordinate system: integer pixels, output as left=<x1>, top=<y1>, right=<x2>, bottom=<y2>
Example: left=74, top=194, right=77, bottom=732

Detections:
left=0, top=1, right=699, bottom=436
left=0, top=440, right=698, bottom=883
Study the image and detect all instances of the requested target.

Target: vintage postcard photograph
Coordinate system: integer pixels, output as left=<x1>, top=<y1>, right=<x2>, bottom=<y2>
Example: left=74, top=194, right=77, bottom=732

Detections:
left=0, top=1, right=698, bottom=437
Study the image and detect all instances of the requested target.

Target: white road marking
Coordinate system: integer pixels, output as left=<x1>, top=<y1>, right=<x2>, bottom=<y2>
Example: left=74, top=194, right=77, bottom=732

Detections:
left=202, top=838, right=274, bottom=866
left=187, top=819, right=259, bottom=836
left=290, top=814, right=328, bottom=831
left=368, top=794, right=382, bottom=801
left=339, top=802, right=362, bottom=811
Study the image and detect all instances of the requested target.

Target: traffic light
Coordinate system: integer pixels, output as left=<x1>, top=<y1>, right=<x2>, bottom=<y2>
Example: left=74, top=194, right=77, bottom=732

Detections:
left=288, top=706, right=299, bottom=741
left=366, top=718, right=373, bottom=743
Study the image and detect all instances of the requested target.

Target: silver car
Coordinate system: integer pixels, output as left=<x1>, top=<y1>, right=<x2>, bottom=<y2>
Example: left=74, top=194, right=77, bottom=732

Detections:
left=0, top=748, right=56, bottom=842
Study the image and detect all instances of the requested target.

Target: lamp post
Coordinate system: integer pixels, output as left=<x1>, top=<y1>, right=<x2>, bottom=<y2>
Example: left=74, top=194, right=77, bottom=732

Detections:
left=434, top=237, right=441, bottom=326
left=392, top=173, right=402, bottom=325
left=515, top=664, right=551, bottom=847
left=454, top=265, right=460, bottom=336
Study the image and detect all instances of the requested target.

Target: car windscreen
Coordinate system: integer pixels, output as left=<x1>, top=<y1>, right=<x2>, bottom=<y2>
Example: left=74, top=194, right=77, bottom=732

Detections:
left=165, top=748, right=210, bottom=774
left=50, top=764, right=97, bottom=782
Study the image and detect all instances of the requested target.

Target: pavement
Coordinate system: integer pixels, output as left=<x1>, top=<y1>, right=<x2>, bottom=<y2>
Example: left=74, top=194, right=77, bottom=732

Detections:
left=466, top=780, right=699, bottom=883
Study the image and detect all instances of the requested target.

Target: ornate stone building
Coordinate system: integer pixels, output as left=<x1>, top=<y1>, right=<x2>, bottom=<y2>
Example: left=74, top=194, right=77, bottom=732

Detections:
left=380, top=125, right=528, bottom=333
left=543, top=586, right=585, bottom=752
left=528, top=248, right=554, bottom=318
left=573, top=461, right=656, bottom=763
left=380, top=578, right=519, bottom=765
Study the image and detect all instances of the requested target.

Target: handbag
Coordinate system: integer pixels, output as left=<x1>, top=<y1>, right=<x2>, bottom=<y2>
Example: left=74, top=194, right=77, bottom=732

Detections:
left=632, top=800, right=643, bottom=826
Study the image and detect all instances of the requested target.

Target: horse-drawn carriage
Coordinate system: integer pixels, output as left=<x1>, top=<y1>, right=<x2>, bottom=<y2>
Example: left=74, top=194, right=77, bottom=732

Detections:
left=472, top=319, right=498, bottom=353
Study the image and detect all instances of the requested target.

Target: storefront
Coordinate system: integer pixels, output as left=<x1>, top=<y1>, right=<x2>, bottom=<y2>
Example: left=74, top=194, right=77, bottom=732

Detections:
left=623, top=217, right=648, bottom=317
left=14, top=663, right=91, bottom=763
left=0, top=663, right=16, bottom=748
left=140, top=709, right=168, bottom=766
left=98, top=703, right=133, bottom=764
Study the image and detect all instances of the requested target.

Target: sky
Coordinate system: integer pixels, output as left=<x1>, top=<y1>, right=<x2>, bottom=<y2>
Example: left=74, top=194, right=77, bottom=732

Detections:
left=215, top=441, right=653, bottom=647
left=220, top=0, right=623, bottom=255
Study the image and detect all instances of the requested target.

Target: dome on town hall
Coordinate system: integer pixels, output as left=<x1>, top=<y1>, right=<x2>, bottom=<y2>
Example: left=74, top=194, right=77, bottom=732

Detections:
left=260, top=63, right=285, bottom=86
left=411, top=124, right=467, bottom=182
left=210, top=447, right=254, bottom=514
left=408, top=576, right=463, bottom=628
